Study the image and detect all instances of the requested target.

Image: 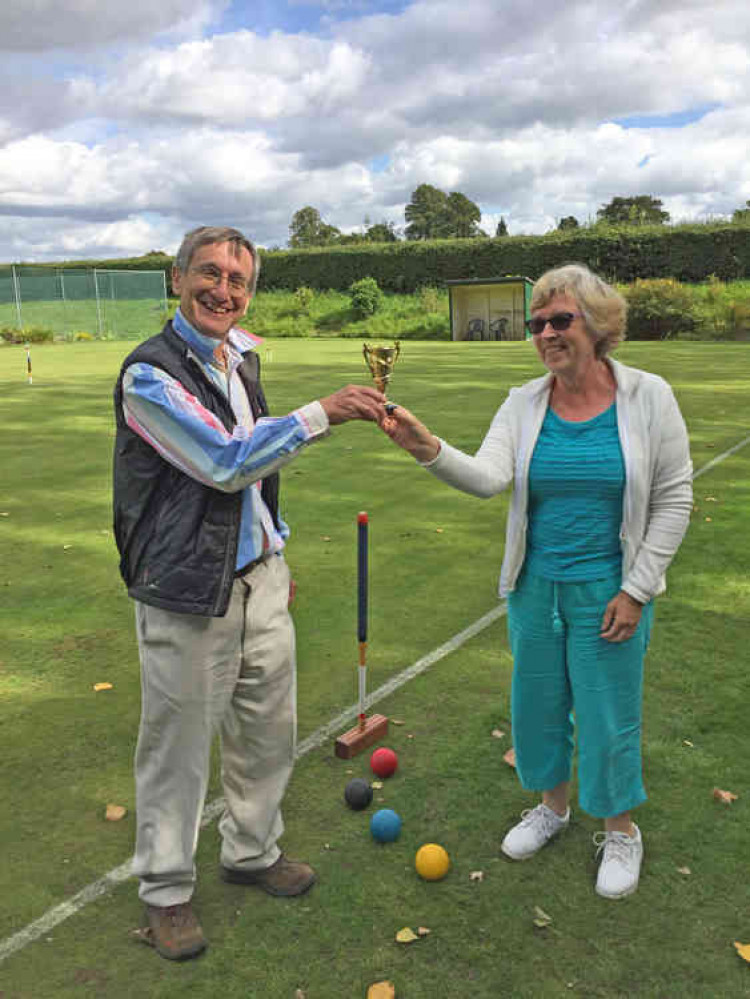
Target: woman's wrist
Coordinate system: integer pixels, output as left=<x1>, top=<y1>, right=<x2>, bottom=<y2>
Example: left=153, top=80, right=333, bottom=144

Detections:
left=414, top=436, right=441, bottom=464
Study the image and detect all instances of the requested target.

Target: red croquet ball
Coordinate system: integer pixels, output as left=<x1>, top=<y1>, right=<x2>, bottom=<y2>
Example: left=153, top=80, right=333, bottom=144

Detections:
left=370, top=747, right=398, bottom=778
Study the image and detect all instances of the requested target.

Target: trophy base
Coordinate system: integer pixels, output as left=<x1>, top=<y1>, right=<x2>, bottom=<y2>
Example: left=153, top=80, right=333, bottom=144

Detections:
left=334, top=714, right=389, bottom=758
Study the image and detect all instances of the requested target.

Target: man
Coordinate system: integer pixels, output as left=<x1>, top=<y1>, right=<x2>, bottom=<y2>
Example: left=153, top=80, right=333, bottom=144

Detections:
left=113, top=226, right=385, bottom=961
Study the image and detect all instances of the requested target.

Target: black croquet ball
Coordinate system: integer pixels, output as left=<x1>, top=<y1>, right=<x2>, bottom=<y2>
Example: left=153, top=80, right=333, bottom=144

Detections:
left=344, top=778, right=373, bottom=811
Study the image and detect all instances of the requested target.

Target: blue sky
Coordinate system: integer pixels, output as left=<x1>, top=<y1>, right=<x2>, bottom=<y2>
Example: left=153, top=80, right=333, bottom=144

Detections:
left=0, top=0, right=748, bottom=261
left=219, top=0, right=411, bottom=37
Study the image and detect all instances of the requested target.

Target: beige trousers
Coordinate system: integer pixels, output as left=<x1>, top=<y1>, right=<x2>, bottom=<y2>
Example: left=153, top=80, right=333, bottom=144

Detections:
left=132, top=554, right=296, bottom=906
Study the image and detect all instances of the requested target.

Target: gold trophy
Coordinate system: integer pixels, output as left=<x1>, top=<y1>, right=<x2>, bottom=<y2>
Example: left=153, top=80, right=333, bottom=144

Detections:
left=363, top=340, right=400, bottom=410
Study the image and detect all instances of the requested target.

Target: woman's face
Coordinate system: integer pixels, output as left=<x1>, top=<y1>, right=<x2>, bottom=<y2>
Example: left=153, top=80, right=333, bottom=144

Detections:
left=530, top=292, right=596, bottom=376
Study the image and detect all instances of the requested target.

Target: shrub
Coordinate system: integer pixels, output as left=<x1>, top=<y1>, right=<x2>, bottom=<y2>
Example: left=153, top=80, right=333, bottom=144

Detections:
left=418, top=285, right=442, bottom=313
left=725, top=301, right=750, bottom=340
left=349, top=277, right=383, bottom=318
left=1, top=325, right=54, bottom=344
left=624, top=279, right=697, bottom=340
left=293, top=285, right=315, bottom=316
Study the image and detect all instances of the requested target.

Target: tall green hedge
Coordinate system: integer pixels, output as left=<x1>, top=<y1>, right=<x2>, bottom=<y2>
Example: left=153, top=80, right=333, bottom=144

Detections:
left=257, top=222, right=750, bottom=293
left=10, top=224, right=750, bottom=295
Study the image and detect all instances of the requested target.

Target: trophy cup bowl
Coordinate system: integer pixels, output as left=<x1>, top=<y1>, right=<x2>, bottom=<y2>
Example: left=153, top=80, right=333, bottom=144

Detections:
left=363, top=340, right=401, bottom=396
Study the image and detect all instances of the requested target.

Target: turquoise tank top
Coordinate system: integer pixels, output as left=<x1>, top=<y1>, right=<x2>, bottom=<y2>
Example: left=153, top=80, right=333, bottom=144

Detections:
left=525, top=402, right=624, bottom=581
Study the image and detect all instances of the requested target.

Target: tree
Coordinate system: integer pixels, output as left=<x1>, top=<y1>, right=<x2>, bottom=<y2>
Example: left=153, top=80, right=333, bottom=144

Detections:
left=557, top=216, right=579, bottom=231
left=365, top=221, right=399, bottom=243
left=732, top=200, right=750, bottom=223
left=289, top=206, right=341, bottom=247
left=404, top=184, right=484, bottom=240
left=404, top=184, right=448, bottom=240
left=444, top=191, right=484, bottom=238
left=495, top=218, right=509, bottom=237
left=596, top=196, right=669, bottom=226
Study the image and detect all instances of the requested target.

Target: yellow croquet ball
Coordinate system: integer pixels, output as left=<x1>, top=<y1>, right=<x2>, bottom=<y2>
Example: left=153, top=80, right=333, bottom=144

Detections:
left=415, top=843, right=451, bottom=881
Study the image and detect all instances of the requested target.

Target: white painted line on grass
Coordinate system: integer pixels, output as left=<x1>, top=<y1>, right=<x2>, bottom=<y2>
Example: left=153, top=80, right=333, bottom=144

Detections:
left=0, top=860, right=134, bottom=964
left=0, top=603, right=507, bottom=965
left=693, top=434, right=750, bottom=480
left=2, top=434, right=748, bottom=965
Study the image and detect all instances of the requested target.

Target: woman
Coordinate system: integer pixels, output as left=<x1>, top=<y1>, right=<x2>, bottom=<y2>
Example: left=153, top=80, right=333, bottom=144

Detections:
left=382, top=263, right=692, bottom=898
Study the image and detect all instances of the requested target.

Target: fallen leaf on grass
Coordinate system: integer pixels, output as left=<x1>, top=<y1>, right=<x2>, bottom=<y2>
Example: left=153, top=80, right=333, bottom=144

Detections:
left=391, top=719, right=406, bottom=726
left=491, top=729, right=505, bottom=739
left=367, top=982, right=396, bottom=999
left=705, top=496, right=717, bottom=502
left=105, top=804, right=127, bottom=821
left=713, top=787, right=738, bottom=804
left=682, top=739, right=694, bottom=747
left=63, top=544, right=73, bottom=551
left=417, top=927, right=431, bottom=937
left=371, top=780, right=384, bottom=789
left=734, top=941, right=750, bottom=964
left=705, top=517, right=712, bottom=523
left=676, top=866, right=692, bottom=875
left=395, top=927, right=419, bottom=944
left=470, top=871, right=484, bottom=882
left=321, top=536, right=332, bottom=542
left=131, top=927, right=153, bottom=946
left=93, top=682, right=113, bottom=692
left=503, top=747, right=517, bottom=768
left=0, top=512, right=9, bottom=517
left=533, top=906, right=553, bottom=929
left=435, top=528, right=444, bottom=534
left=295, top=990, right=307, bottom=999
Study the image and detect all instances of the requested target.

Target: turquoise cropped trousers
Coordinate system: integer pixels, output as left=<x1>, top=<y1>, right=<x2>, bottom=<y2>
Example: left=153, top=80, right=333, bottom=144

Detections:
left=507, top=570, right=654, bottom=819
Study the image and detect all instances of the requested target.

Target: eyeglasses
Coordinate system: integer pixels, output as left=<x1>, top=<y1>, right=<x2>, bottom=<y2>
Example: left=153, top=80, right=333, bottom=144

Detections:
left=525, top=311, right=582, bottom=336
left=191, top=264, right=251, bottom=294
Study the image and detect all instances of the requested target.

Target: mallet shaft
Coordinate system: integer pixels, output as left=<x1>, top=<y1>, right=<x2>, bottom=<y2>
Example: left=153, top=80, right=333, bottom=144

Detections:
left=357, top=512, right=368, bottom=730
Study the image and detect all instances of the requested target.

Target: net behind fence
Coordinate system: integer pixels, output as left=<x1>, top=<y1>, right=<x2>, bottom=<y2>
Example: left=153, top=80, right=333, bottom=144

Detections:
left=0, top=266, right=168, bottom=340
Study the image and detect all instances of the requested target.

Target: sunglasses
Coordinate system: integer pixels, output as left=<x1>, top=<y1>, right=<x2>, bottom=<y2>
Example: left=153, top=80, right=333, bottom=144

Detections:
left=525, top=311, right=582, bottom=336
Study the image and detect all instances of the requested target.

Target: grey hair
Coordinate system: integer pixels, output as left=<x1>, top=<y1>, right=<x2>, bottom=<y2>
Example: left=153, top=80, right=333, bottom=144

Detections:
left=174, top=226, right=261, bottom=296
left=531, top=263, right=627, bottom=358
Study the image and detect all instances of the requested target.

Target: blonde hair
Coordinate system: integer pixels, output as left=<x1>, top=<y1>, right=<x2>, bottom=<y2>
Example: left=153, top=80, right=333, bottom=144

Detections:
left=531, top=263, right=627, bottom=358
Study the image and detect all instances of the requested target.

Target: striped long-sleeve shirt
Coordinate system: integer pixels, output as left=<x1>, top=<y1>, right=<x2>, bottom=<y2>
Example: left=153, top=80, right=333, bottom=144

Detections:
left=121, top=309, right=329, bottom=570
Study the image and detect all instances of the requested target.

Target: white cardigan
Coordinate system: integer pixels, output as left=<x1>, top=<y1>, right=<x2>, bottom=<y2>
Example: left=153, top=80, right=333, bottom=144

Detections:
left=424, top=358, right=693, bottom=603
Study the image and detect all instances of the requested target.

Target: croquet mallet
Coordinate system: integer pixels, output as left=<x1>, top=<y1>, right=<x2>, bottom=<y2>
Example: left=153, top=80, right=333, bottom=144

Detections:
left=334, top=511, right=388, bottom=758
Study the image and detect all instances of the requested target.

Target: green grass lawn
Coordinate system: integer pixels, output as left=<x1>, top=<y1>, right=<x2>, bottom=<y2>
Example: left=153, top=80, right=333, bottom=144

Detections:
left=0, top=338, right=749, bottom=997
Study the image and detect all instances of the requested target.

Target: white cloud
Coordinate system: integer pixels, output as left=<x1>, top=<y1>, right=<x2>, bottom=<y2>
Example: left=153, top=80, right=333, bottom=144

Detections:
left=0, top=0, right=749, bottom=260
left=1, top=0, right=225, bottom=52
left=85, top=32, right=371, bottom=125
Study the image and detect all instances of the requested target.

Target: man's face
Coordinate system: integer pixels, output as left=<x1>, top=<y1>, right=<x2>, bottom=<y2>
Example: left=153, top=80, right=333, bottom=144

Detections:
left=172, top=241, right=254, bottom=341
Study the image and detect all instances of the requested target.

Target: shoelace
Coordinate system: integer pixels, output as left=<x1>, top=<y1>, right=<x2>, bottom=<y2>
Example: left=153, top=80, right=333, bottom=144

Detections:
left=162, top=904, right=194, bottom=928
left=520, top=806, right=562, bottom=836
left=593, top=831, right=635, bottom=865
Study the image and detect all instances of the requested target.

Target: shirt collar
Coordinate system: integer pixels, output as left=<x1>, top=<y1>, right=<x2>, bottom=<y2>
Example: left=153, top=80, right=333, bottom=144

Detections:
left=172, top=308, right=263, bottom=365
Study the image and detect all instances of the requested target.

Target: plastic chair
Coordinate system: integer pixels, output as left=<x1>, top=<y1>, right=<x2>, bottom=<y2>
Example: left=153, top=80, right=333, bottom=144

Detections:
left=489, top=318, right=509, bottom=340
left=466, top=318, right=485, bottom=341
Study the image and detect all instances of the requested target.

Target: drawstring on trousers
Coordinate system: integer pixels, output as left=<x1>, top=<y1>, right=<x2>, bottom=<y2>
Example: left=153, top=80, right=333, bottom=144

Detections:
left=552, top=582, right=564, bottom=634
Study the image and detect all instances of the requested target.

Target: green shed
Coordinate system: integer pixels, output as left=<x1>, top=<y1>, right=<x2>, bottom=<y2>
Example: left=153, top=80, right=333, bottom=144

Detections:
left=446, top=276, right=534, bottom=341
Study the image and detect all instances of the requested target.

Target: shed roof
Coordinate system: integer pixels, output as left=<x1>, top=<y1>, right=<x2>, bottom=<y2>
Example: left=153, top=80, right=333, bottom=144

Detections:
left=444, top=275, right=533, bottom=287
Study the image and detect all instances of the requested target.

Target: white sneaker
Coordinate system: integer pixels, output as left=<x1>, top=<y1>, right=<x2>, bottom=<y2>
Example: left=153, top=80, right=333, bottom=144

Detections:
left=594, top=824, right=643, bottom=899
left=501, top=803, right=570, bottom=860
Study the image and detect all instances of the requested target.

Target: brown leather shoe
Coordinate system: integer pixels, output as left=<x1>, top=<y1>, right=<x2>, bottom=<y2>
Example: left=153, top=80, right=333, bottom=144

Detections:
left=143, top=902, right=207, bottom=961
left=220, top=854, right=316, bottom=896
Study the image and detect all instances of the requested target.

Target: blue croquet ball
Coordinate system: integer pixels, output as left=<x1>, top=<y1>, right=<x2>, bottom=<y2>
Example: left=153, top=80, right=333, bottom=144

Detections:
left=370, top=808, right=402, bottom=843
left=344, top=778, right=373, bottom=811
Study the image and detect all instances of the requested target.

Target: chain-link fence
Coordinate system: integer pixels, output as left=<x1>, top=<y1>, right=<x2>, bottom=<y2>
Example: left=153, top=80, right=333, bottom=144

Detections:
left=0, top=266, right=168, bottom=340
